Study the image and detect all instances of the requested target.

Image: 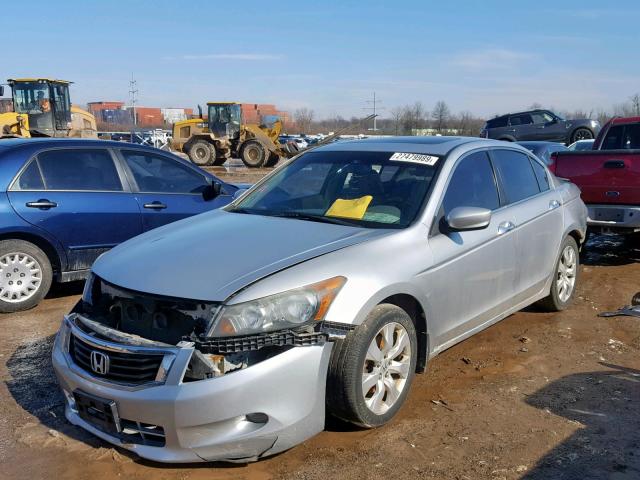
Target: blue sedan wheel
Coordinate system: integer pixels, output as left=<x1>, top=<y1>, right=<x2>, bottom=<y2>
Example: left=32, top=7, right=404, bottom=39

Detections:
left=0, top=240, right=53, bottom=313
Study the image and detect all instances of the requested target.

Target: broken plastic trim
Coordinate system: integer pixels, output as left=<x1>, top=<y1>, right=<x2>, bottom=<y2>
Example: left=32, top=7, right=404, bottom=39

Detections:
left=189, top=321, right=356, bottom=354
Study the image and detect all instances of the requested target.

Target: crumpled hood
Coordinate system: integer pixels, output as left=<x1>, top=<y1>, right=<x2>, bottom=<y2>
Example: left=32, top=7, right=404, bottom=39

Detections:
left=92, top=209, right=391, bottom=301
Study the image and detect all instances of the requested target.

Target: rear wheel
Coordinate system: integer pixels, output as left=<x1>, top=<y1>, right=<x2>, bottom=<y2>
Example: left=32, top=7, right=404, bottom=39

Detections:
left=240, top=140, right=268, bottom=168
left=571, top=128, right=593, bottom=143
left=538, top=236, right=579, bottom=311
left=188, top=140, right=215, bottom=166
left=327, top=304, right=417, bottom=428
left=0, top=240, right=53, bottom=313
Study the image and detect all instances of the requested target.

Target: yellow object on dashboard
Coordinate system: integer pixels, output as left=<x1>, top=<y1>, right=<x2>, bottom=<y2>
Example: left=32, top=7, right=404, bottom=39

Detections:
left=326, top=196, right=373, bottom=220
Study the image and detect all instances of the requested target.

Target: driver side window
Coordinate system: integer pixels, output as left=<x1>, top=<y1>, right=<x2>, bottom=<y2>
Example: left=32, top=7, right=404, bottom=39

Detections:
left=121, top=151, right=207, bottom=194
left=442, top=151, right=500, bottom=216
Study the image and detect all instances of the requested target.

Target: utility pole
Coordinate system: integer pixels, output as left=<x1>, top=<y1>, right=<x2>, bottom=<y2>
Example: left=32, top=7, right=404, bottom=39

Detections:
left=363, top=92, right=384, bottom=131
left=129, top=73, right=138, bottom=126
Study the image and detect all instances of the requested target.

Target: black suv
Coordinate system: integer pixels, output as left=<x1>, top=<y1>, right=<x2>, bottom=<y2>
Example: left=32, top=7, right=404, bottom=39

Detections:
left=481, top=109, right=600, bottom=145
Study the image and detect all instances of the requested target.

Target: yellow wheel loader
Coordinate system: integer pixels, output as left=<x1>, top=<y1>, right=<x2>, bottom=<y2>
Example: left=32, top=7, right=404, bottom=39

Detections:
left=0, top=78, right=97, bottom=139
left=172, top=102, right=294, bottom=168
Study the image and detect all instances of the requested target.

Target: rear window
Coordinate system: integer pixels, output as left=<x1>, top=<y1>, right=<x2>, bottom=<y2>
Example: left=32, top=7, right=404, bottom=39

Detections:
left=486, top=116, right=508, bottom=129
left=602, top=123, right=640, bottom=150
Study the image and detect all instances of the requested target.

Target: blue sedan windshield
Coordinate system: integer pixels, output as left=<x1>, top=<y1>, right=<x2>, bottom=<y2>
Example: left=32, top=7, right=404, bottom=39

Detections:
left=229, top=150, right=439, bottom=228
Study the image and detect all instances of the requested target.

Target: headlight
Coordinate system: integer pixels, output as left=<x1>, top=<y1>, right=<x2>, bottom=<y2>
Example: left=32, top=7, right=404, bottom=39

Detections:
left=209, top=276, right=346, bottom=337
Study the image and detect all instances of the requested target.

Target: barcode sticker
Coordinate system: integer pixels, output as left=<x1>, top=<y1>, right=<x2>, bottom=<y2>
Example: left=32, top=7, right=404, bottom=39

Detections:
left=390, top=152, right=439, bottom=165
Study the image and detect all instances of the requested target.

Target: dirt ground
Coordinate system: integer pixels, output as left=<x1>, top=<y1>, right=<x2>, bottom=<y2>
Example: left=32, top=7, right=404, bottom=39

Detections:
left=0, top=167, right=638, bottom=479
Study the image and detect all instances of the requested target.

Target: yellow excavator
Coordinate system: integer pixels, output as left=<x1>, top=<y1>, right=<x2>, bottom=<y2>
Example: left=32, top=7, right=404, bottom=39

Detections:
left=172, top=102, right=290, bottom=168
left=0, top=78, right=97, bottom=139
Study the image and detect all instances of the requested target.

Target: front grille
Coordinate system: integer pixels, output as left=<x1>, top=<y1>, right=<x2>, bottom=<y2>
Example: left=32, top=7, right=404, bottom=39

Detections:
left=69, top=334, right=164, bottom=384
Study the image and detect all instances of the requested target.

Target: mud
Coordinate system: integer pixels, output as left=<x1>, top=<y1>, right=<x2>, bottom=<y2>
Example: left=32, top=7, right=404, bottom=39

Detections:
left=0, top=197, right=639, bottom=480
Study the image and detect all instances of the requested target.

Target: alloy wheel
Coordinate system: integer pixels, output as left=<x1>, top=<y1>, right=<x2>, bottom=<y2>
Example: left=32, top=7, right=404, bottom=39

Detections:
left=362, top=322, right=412, bottom=415
left=557, top=245, right=577, bottom=302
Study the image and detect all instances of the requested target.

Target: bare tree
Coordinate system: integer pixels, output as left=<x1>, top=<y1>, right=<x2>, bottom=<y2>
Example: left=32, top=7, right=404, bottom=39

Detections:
left=431, top=100, right=450, bottom=133
left=630, top=94, right=640, bottom=116
left=390, top=106, right=404, bottom=135
left=293, top=108, right=315, bottom=134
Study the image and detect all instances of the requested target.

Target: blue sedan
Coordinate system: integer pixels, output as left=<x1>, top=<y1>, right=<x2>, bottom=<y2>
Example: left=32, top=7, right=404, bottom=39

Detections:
left=0, top=138, right=238, bottom=312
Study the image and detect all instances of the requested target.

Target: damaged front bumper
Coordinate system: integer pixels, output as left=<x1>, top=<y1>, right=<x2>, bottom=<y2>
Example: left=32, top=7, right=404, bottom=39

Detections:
left=52, top=314, right=333, bottom=463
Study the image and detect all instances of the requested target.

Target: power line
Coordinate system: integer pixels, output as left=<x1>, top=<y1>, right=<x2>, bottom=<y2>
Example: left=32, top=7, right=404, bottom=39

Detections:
left=129, top=73, right=138, bottom=126
left=363, top=92, right=385, bottom=131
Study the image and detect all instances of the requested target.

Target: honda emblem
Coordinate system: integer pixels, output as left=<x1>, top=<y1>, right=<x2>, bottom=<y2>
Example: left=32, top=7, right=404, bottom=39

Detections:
left=90, top=351, right=110, bottom=375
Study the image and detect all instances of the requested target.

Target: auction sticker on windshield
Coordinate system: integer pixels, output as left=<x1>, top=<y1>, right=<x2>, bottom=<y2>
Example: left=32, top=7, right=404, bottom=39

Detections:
left=390, top=152, right=439, bottom=165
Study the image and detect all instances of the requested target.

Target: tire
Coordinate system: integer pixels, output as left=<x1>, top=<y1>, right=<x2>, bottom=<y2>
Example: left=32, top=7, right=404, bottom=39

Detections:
left=327, top=304, right=417, bottom=428
left=571, top=128, right=593, bottom=143
left=188, top=140, right=215, bottom=166
left=0, top=240, right=53, bottom=313
left=538, top=236, right=579, bottom=312
left=264, top=152, right=280, bottom=168
left=240, top=140, right=268, bottom=168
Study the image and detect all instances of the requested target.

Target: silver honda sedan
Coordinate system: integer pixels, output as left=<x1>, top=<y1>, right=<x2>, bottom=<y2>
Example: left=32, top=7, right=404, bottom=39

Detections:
left=52, top=137, right=587, bottom=463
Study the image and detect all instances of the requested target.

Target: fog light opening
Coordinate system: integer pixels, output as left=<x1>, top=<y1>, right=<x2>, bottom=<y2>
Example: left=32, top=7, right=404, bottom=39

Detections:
left=245, top=412, right=269, bottom=424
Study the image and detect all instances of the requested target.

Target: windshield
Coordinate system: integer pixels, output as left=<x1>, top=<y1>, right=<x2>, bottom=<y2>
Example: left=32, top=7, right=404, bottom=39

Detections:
left=12, top=81, right=50, bottom=114
left=229, top=150, right=439, bottom=228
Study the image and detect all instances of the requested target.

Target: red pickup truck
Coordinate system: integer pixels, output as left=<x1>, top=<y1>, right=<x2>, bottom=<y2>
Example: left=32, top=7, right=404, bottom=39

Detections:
left=549, top=116, right=640, bottom=234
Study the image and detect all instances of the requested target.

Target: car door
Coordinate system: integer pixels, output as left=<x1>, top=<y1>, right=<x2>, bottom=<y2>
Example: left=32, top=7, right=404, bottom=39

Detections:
left=7, top=148, right=142, bottom=271
left=490, top=149, right=563, bottom=303
left=509, top=113, right=536, bottom=140
left=531, top=111, right=563, bottom=142
left=119, top=149, right=232, bottom=232
left=424, top=150, right=517, bottom=349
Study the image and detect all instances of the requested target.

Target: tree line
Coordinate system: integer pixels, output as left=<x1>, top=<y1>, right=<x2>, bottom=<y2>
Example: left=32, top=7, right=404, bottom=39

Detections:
left=291, top=94, right=640, bottom=136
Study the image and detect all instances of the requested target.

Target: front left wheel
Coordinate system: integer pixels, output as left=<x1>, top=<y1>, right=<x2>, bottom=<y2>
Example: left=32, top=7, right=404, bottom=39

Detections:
left=327, top=304, right=417, bottom=428
left=0, top=240, right=53, bottom=313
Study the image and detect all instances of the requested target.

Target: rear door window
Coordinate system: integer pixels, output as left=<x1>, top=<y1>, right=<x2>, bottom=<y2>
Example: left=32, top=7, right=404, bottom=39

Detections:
left=530, top=158, right=551, bottom=191
left=37, top=149, right=123, bottom=191
left=509, top=114, right=533, bottom=126
left=491, top=150, right=541, bottom=203
left=15, top=161, right=45, bottom=190
left=442, top=151, right=500, bottom=214
left=486, top=116, right=508, bottom=128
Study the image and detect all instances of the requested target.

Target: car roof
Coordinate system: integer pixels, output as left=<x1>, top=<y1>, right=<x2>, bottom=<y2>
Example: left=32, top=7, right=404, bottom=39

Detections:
left=610, top=116, right=640, bottom=125
left=517, top=141, right=566, bottom=147
left=316, top=136, right=516, bottom=156
left=0, top=137, right=165, bottom=154
left=490, top=109, right=550, bottom=120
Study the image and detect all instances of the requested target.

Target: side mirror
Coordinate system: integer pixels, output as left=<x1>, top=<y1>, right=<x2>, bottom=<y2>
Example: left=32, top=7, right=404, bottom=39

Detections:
left=202, top=182, right=221, bottom=201
left=446, top=207, right=492, bottom=231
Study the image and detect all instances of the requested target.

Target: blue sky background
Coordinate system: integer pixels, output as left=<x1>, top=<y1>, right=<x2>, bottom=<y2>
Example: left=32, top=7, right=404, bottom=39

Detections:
left=5, top=0, right=639, bottom=118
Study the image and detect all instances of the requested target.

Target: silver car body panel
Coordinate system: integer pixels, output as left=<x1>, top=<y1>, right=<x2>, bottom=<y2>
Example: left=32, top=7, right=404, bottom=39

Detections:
left=53, top=137, right=587, bottom=463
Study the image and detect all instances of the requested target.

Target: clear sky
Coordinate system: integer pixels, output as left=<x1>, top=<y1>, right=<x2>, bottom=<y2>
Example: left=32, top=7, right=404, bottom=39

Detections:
left=5, top=0, right=639, bottom=119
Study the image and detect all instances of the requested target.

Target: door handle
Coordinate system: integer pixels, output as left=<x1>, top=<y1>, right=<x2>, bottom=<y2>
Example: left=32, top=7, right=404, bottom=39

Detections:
left=143, top=201, right=167, bottom=210
left=497, top=221, right=516, bottom=235
left=603, top=160, right=625, bottom=169
left=26, top=199, right=57, bottom=209
left=549, top=199, right=560, bottom=210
